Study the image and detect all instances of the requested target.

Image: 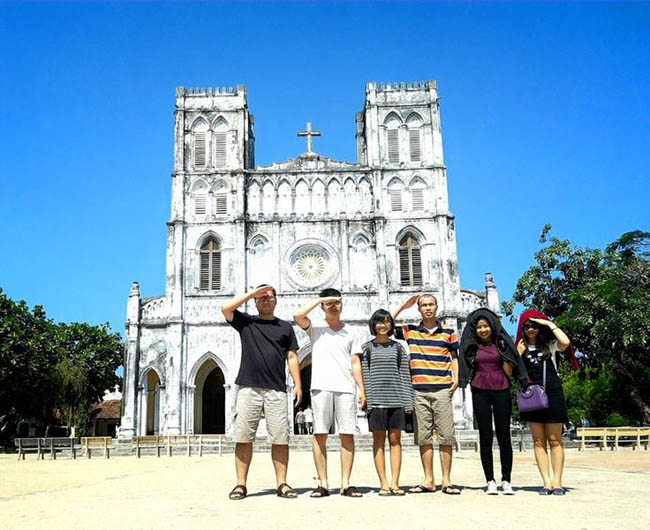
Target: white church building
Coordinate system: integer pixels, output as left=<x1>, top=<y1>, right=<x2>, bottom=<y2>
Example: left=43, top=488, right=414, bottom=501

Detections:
left=119, top=80, right=500, bottom=439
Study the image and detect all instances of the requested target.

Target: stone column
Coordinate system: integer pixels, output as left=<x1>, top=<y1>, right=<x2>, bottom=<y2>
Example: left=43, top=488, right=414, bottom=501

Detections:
left=119, top=282, right=141, bottom=439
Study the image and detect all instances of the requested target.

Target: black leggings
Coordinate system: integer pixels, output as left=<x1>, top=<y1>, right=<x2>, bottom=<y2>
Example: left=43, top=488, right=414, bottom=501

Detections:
left=472, top=387, right=513, bottom=483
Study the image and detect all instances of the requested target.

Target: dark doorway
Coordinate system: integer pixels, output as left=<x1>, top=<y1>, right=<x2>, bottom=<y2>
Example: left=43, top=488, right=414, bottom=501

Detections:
left=294, top=363, right=312, bottom=434
left=202, top=367, right=225, bottom=434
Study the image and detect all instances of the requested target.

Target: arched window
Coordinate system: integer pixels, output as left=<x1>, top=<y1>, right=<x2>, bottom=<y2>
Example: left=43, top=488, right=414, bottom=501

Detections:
left=327, top=179, right=342, bottom=215
left=192, top=181, right=209, bottom=216
left=278, top=181, right=292, bottom=214
left=248, top=181, right=261, bottom=215
left=295, top=180, right=310, bottom=215
left=212, top=116, right=229, bottom=168
left=350, top=234, right=375, bottom=289
left=200, top=238, right=221, bottom=290
left=406, top=113, right=423, bottom=162
left=410, top=177, right=426, bottom=212
left=387, top=178, right=404, bottom=212
left=358, top=177, right=372, bottom=213
left=192, top=119, right=209, bottom=169
left=262, top=181, right=275, bottom=214
left=312, top=180, right=326, bottom=214
left=344, top=178, right=357, bottom=214
left=384, top=113, right=402, bottom=164
left=213, top=180, right=228, bottom=216
left=398, top=233, right=423, bottom=287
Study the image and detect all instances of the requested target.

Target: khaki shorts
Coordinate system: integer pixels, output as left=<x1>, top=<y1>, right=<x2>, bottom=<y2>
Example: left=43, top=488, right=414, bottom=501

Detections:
left=233, top=386, right=289, bottom=445
left=413, top=388, right=456, bottom=446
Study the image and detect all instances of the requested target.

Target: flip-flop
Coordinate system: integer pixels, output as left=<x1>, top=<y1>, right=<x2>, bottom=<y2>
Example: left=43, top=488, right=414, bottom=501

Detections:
left=538, top=487, right=552, bottom=495
left=378, top=488, right=392, bottom=496
left=341, top=486, right=362, bottom=497
left=277, top=482, right=298, bottom=499
left=310, top=485, right=330, bottom=498
left=228, top=484, right=247, bottom=500
left=390, top=487, right=406, bottom=496
left=552, top=487, right=566, bottom=496
left=441, top=485, right=461, bottom=495
left=409, top=484, right=435, bottom=494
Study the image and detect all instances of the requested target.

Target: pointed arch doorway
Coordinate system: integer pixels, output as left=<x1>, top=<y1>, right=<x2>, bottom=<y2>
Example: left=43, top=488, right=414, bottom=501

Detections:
left=193, top=358, right=226, bottom=434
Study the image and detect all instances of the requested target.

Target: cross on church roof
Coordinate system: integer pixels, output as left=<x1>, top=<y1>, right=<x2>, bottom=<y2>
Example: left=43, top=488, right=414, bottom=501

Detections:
left=297, top=122, right=321, bottom=154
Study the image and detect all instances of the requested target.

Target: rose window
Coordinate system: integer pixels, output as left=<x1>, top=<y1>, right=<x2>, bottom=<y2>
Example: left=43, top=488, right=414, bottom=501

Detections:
left=287, top=243, right=336, bottom=289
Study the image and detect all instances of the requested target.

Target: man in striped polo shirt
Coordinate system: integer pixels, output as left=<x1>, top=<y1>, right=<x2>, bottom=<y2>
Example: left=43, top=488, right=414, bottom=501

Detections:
left=392, top=294, right=461, bottom=495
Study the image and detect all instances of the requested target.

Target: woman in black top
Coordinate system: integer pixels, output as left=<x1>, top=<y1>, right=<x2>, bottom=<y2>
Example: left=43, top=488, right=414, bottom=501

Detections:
left=515, top=309, right=572, bottom=496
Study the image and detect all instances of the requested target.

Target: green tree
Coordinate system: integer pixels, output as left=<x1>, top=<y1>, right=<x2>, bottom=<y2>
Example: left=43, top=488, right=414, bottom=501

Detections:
left=53, top=322, right=123, bottom=435
left=503, top=228, right=650, bottom=425
left=0, top=288, right=123, bottom=439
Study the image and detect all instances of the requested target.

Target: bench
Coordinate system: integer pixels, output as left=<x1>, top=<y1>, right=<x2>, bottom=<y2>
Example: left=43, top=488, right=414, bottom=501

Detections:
left=81, top=437, right=113, bottom=459
left=577, top=427, right=650, bottom=451
left=15, top=437, right=79, bottom=460
left=132, top=435, right=225, bottom=457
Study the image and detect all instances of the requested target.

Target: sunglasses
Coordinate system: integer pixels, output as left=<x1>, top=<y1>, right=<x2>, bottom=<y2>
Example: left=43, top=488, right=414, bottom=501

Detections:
left=523, top=322, right=539, bottom=330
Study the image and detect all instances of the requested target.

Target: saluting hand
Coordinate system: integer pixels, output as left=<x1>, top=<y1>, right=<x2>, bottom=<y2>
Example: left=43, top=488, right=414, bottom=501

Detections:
left=401, top=294, right=421, bottom=309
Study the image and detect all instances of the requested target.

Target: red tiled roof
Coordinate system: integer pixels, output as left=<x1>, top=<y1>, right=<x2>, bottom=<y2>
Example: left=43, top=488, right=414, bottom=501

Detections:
left=92, top=400, right=122, bottom=419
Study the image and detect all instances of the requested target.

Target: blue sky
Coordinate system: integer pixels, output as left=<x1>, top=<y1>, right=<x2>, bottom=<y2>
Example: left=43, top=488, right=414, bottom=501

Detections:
left=0, top=2, right=648, bottom=336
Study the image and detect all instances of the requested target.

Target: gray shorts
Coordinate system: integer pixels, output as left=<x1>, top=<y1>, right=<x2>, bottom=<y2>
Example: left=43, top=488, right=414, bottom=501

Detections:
left=413, top=388, right=456, bottom=446
left=233, top=386, right=289, bottom=444
left=311, top=389, right=357, bottom=435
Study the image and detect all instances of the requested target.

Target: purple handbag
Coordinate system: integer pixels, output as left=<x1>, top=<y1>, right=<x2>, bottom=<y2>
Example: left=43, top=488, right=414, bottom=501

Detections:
left=517, top=361, right=549, bottom=413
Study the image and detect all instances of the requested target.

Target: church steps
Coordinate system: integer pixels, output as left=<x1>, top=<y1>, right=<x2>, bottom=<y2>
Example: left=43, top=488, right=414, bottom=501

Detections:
left=109, top=431, right=561, bottom=457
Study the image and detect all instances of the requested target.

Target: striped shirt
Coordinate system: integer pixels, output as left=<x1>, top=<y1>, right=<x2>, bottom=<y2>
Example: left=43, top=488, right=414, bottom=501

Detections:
left=394, top=322, right=459, bottom=391
left=355, top=340, right=414, bottom=411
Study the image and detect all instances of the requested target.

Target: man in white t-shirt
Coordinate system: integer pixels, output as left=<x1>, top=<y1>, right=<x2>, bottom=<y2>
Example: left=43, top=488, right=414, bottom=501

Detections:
left=294, top=288, right=363, bottom=498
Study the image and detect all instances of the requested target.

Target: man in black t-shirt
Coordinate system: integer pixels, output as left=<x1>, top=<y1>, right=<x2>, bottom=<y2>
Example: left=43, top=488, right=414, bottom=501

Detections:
left=221, top=284, right=302, bottom=500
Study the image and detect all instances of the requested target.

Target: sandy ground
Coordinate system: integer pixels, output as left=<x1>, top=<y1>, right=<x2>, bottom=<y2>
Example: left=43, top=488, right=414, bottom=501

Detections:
left=2, top=448, right=649, bottom=530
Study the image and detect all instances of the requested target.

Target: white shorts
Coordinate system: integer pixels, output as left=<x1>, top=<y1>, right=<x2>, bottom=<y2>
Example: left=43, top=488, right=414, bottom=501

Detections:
left=310, top=389, right=357, bottom=435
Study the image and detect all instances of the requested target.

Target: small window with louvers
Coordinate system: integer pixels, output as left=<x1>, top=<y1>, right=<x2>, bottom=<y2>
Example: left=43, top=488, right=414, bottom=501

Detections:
left=411, top=247, right=423, bottom=285
left=390, top=189, right=403, bottom=212
left=214, top=132, right=227, bottom=168
left=194, top=132, right=207, bottom=168
left=409, top=129, right=421, bottom=162
left=412, top=189, right=425, bottom=211
left=398, top=234, right=423, bottom=287
left=215, top=192, right=228, bottom=216
left=387, top=129, right=399, bottom=163
left=399, top=247, right=411, bottom=285
left=194, top=194, right=207, bottom=215
left=200, top=239, right=221, bottom=291
left=211, top=251, right=221, bottom=290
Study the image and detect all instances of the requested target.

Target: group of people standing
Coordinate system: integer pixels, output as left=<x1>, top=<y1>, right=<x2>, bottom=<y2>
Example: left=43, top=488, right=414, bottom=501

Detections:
left=221, top=285, right=576, bottom=500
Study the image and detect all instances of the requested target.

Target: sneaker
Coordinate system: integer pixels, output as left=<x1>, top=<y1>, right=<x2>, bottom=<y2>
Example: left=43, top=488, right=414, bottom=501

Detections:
left=485, top=480, right=498, bottom=495
left=501, top=481, right=515, bottom=495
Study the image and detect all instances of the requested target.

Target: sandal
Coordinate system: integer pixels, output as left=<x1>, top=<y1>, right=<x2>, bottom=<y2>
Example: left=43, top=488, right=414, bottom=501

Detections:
left=310, top=485, right=330, bottom=498
left=552, top=487, right=566, bottom=496
left=378, top=488, right=392, bottom=496
left=228, top=484, right=247, bottom=500
left=341, top=486, right=362, bottom=497
left=390, top=487, right=405, bottom=496
left=538, top=487, right=552, bottom=496
left=409, top=484, right=435, bottom=494
left=441, top=485, right=461, bottom=495
left=277, top=482, right=298, bottom=499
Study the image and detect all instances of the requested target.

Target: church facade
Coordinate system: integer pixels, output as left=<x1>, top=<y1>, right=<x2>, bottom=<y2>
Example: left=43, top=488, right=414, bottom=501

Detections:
left=119, top=80, right=500, bottom=439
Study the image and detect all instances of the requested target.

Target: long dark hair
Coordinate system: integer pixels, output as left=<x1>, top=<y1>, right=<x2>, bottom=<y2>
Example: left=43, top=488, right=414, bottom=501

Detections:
left=526, top=319, right=554, bottom=358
